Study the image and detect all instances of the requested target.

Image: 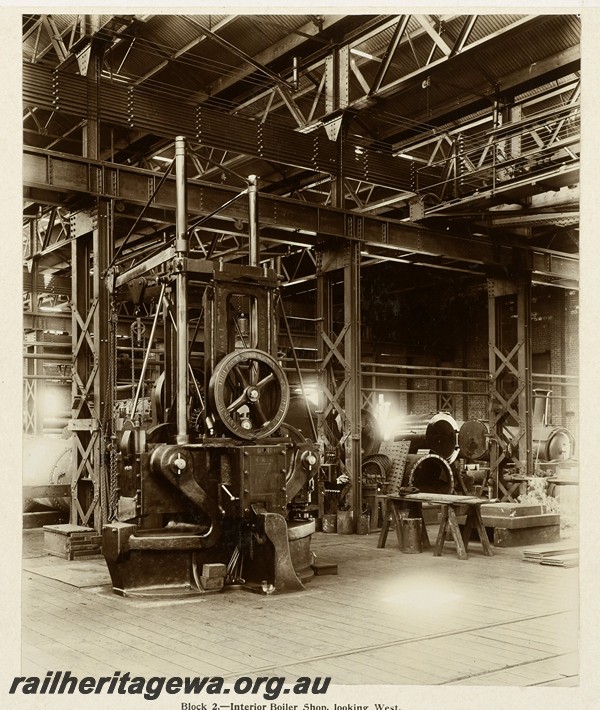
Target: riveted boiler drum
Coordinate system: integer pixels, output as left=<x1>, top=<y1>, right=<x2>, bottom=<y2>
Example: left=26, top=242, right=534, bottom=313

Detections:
left=393, top=412, right=459, bottom=461
left=23, top=436, right=72, bottom=512
left=406, top=453, right=454, bottom=494
left=533, top=426, right=575, bottom=461
left=458, top=420, right=489, bottom=460
left=425, top=412, right=460, bottom=462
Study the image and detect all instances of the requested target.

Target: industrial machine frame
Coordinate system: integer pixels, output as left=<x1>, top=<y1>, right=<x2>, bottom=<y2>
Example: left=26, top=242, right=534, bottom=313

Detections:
left=100, top=138, right=321, bottom=596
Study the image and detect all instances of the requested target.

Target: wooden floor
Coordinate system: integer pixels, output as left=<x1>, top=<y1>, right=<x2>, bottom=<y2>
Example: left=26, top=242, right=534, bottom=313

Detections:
left=21, top=526, right=578, bottom=686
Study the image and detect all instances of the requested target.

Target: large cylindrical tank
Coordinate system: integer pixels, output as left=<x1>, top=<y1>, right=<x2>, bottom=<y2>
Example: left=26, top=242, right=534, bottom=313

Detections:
left=532, top=425, right=575, bottom=461
left=405, top=453, right=454, bottom=494
left=392, top=412, right=459, bottom=461
left=23, top=436, right=72, bottom=512
left=458, top=420, right=489, bottom=460
left=458, top=420, right=576, bottom=463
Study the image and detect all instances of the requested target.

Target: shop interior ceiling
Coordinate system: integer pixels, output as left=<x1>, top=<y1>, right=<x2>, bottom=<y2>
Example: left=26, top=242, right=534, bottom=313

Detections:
left=22, top=13, right=580, bottom=292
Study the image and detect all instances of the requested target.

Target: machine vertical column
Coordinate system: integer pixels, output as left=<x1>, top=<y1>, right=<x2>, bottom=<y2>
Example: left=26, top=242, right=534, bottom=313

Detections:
left=248, top=175, right=259, bottom=267
left=175, top=136, right=189, bottom=445
left=94, top=199, right=113, bottom=524
left=247, top=174, right=260, bottom=348
left=344, top=241, right=362, bottom=520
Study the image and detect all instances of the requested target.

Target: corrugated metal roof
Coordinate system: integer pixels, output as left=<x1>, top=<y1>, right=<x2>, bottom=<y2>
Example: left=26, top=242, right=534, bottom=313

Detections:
left=22, top=12, right=580, bottom=222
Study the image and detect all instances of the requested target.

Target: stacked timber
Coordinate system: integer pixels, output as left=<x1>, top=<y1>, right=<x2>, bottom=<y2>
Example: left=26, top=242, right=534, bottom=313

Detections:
left=523, top=544, right=578, bottom=567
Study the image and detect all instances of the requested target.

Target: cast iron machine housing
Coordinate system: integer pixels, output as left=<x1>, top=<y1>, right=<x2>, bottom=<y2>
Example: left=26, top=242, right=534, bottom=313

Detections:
left=102, top=139, right=320, bottom=596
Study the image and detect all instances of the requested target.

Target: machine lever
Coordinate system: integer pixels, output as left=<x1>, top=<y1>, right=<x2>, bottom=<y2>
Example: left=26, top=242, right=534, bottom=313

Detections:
left=221, top=484, right=239, bottom=501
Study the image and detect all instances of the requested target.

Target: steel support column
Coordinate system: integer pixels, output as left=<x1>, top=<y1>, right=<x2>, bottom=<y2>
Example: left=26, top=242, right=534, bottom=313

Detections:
left=24, top=257, right=45, bottom=435
left=316, top=243, right=362, bottom=525
left=487, top=277, right=533, bottom=501
left=69, top=33, right=114, bottom=531
left=70, top=201, right=113, bottom=530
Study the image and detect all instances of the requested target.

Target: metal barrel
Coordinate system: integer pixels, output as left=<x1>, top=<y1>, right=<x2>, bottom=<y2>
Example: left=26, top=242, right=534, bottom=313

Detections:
left=322, top=513, right=337, bottom=533
left=400, top=517, right=423, bottom=553
left=336, top=510, right=354, bottom=534
left=287, top=519, right=315, bottom=583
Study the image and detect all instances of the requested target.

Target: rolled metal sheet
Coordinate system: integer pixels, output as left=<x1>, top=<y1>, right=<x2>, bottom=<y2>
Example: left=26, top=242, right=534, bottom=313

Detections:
left=458, top=421, right=576, bottom=462
left=406, top=453, right=454, bottom=494
left=425, top=412, right=460, bottom=462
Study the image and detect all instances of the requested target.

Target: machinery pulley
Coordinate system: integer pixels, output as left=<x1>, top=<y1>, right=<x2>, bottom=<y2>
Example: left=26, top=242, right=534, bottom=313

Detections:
left=208, top=348, right=290, bottom=440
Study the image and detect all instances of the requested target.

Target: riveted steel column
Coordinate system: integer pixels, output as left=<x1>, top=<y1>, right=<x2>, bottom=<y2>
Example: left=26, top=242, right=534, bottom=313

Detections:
left=316, top=251, right=333, bottom=449
left=24, top=259, right=42, bottom=435
left=316, top=243, right=362, bottom=527
left=517, top=280, right=533, bottom=474
left=175, top=136, right=189, bottom=445
left=69, top=202, right=113, bottom=531
left=488, top=277, right=533, bottom=500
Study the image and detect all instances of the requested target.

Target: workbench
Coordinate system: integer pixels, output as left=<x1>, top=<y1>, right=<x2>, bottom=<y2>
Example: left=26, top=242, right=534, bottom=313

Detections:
left=378, top=493, right=494, bottom=560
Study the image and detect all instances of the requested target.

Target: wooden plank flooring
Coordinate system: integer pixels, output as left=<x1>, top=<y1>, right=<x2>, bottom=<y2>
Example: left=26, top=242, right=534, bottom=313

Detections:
left=20, top=527, right=579, bottom=686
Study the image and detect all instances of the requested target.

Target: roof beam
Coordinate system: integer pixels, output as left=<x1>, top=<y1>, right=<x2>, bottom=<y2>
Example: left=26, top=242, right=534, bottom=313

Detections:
left=187, top=16, right=292, bottom=91
left=133, top=15, right=238, bottom=86
left=382, top=44, right=581, bottom=144
left=39, top=15, right=69, bottom=63
left=414, top=15, right=453, bottom=56
left=22, top=62, right=410, bottom=192
left=364, top=15, right=541, bottom=104
left=204, top=15, right=345, bottom=96
left=23, top=147, right=578, bottom=284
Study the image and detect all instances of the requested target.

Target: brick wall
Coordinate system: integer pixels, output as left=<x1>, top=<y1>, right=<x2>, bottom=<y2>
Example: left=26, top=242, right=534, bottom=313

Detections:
left=352, top=270, right=579, bottom=447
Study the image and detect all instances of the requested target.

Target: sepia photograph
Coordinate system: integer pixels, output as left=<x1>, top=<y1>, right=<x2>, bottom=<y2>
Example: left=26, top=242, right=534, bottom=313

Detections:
left=6, top=6, right=597, bottom=709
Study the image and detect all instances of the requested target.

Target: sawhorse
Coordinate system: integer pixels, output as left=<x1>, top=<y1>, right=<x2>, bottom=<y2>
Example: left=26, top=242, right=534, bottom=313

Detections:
left=378, top=493, right=494, bottom=560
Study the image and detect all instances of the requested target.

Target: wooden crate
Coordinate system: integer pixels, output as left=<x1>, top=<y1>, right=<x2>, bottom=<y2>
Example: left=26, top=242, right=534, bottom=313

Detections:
left=43, top=524, right=102, bottom=560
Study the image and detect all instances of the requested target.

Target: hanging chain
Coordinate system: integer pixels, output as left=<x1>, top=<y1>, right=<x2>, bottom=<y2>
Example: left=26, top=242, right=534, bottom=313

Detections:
left=130, top=307, right=138, bottom=402
left=107, top=304, right=119, bottom=519
left=130, top=307, right=147, bottom=421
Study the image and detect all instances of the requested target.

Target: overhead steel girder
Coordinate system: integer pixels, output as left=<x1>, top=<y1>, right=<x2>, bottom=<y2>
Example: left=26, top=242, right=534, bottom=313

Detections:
left=23, top=147, right=578, bottom=283
left=231, top=15, right=577, bottom=133
left=22, top=62, right=408, bottom=193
